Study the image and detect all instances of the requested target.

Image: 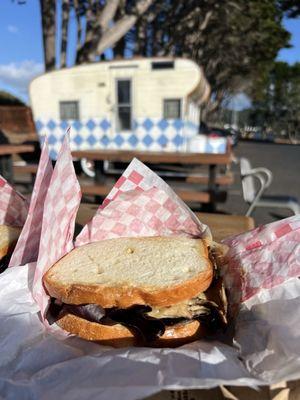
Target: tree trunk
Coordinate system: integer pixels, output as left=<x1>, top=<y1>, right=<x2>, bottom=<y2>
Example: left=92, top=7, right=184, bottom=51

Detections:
left=60, top=0, right=70, bottom=68
left=153, top=24, right=163, bottom=56
left=76, top=1, right=99, bottom=64
left=113, top=3, right=126, bottom=59
left=134, top=17, right=147, bottom=56
left=204, top=90, right=226, bottom=121
left=40, top=0, right=56, bottom=71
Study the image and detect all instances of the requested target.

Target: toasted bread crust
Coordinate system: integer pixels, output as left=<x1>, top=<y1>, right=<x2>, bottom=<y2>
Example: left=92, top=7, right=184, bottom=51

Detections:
left=57, top=313, right=204, bottom=348
left=43, top=237, right=213, bottom=308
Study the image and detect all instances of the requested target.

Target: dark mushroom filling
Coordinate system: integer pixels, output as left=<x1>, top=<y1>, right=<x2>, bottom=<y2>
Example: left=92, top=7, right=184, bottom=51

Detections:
left=46, top=286, right=227, bottom=343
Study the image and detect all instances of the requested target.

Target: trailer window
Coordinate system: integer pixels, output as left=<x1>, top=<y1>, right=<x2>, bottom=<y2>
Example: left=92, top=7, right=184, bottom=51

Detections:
left=116, top=79, right=132, bottom=131
left=163, top=99, right=181, bottom=119
left=60, top=101, right=79, bottom=120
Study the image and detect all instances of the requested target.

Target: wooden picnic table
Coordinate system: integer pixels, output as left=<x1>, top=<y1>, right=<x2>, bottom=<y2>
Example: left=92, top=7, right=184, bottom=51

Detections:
left=77, top=203, right=254, bottom=241
left=0, top=144, right=34, bottom=182
left=73, top=149, right=234, bottom=211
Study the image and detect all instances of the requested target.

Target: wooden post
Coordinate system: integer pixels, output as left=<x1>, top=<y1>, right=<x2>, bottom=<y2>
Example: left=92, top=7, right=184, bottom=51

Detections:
left=94, top=160, right=105, bottom=204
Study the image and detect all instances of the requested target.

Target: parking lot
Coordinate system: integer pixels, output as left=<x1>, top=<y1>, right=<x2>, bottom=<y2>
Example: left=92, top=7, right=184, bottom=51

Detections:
left=221, top=141, right=300, bottom=225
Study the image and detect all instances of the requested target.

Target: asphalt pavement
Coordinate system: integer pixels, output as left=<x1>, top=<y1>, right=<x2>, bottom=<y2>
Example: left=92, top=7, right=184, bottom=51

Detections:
left=220, top=140, right=300, bottom=225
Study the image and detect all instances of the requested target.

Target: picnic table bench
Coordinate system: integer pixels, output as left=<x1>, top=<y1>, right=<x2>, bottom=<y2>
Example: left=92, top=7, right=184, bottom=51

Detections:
left=72, top=149, right=234, bottom=211
left=13, top=164, right=234, bottom=187
left=0, top=144, right=35, bottom=182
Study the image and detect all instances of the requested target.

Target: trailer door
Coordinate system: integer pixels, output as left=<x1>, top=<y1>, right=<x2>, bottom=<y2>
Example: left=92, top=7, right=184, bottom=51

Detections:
left=108, top=63, right=137, bottom=147
left=115, top=78, right=132, bottom=132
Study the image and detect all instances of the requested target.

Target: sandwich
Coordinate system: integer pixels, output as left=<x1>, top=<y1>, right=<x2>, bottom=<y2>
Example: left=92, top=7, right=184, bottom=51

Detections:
left=0, top=225, right=21, bottom=273
left=44, top=236, right=228, bottom=347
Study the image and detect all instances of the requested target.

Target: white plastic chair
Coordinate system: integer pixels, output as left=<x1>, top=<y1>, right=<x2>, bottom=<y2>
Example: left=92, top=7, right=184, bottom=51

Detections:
left=240, top=157, right=300, bottom=217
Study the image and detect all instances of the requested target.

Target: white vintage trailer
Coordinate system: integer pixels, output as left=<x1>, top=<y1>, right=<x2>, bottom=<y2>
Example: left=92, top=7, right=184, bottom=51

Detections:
left=29, top=57, right=222, bottom=160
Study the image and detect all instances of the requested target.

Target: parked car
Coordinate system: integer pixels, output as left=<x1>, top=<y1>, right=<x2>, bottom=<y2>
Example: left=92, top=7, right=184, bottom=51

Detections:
left=199, top=123, right=239, bottom=147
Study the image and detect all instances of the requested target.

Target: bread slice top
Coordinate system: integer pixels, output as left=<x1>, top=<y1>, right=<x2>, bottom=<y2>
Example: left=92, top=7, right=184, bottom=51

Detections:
left=44, top=236, right=213, bottom=308
left=0, top=225, right=21, bottom=259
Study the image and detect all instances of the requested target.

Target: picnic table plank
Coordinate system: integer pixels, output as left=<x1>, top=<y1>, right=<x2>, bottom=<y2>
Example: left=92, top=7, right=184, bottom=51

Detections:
left=76, top=203, right=254, bottom=241
left=196, top=212, right=254, bottom=241
left=72, top=149, right=233, bottom=165
left=186, top=172, right=234, bottom=185
left=13, top=163, right=38, bottom=175
left=0, top=144, right=34, bottom=156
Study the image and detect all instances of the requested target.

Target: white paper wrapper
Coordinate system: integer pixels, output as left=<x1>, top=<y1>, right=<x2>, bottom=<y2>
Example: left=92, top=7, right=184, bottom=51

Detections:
left=0, top=264, right=299, bottom=400
left=1, top=132, right=299, bottom=398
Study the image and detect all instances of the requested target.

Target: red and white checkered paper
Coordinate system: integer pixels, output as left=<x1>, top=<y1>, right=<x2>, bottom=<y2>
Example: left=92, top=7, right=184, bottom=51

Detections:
left=32, top=132, right=81, bottom=319
left=223, top=215, right=300, bottom=303
left=9, top=139, right=53, bottom=267
left=76, top=158, right=211, bottom=246
left=0, top=176, right=28, bottom=227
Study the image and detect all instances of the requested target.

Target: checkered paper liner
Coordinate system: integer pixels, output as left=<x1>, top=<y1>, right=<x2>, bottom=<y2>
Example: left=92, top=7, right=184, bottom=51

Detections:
left=223, top=215, right=300, bottom=303
left=9, top=139, right=53, bottom=267
left=0, top=176, right=28, bottom=227
left=32, top=132, right=81, bottom=319
left=75, top=158, right=211, bottom=246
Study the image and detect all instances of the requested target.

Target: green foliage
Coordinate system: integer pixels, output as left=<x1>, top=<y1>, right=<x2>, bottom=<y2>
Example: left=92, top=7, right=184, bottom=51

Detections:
left=250, top=61, right=300, bottom=135
left=122, top=0, right=291, bottom=113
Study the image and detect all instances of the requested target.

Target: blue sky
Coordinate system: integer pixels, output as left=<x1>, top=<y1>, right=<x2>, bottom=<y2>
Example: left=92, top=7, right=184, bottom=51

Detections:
left=277, top=17, right=300, bottom=64
left=0, top=1, right=299, bottom=108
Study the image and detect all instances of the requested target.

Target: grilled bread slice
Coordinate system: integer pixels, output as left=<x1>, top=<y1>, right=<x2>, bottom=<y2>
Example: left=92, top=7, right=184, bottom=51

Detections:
left=44, top=236, right=213, bottom=308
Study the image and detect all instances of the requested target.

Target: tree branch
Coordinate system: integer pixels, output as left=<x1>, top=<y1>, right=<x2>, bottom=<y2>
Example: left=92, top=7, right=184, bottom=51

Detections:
left=199, top=10, right=213, bottom=31
left=98, top=0, right=120, bottom=31
left=95, top=0, right=154, bottom=56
